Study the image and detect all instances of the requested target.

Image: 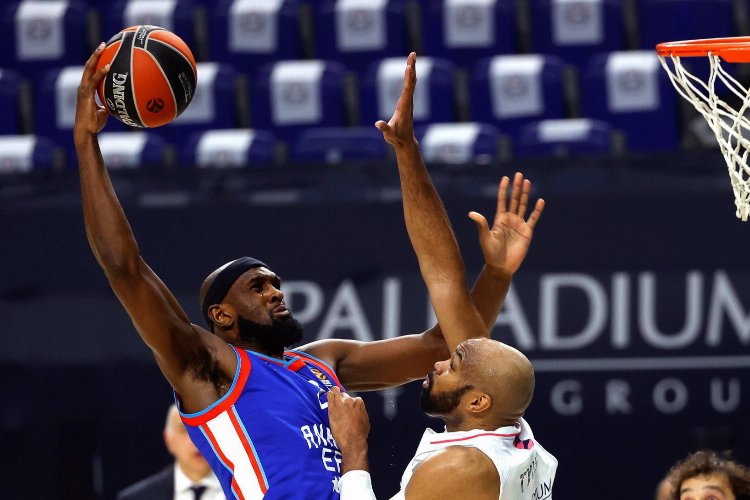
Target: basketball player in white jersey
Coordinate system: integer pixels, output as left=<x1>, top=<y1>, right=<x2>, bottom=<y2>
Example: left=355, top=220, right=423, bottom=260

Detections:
left=325, top=52, right=557, bottom=499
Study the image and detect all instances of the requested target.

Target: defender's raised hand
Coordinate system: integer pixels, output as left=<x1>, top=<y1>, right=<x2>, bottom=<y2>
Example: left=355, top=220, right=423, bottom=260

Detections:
left=468, top=172, right=545, bottom=277
left=75, top=43, right=110, bottom=137
left=375, top=52, right=417, bottom=148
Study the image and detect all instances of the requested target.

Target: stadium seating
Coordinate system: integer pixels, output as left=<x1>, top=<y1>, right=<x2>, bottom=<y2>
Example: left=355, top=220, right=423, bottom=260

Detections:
left=252, top=60, right=347, bottom=144
left=581, top=50, right=679, bottom=151
left=422, top=0, right=517, bottom=69
left=470, top=54, right=567, bottom=141
left=209, top=0, right=303, bottom=73
left=0, top=135, right=61, bottom=174
left=529, top=0, right=626, bottom=70
left=105, top=0, right=197, bottom=50
left=360, top=57, right=456, bottom=126
left=416, top=122, right=500, bottom=164
left=0, top=69, right=23, bottom=135
left=97, top=131, right=169, bottom=169
left=35, top=66, right=126, bottom=166
left=315, top=0, right=411, bottom=76
left=162, top=62, right=239, bottom=142
left=182, top=128, right=277, bottom=168
left=2, top=1, right=89, bottom=82
left=515, top=118, right=613, bottom=157
left=291, top=126, right=388, bottom=164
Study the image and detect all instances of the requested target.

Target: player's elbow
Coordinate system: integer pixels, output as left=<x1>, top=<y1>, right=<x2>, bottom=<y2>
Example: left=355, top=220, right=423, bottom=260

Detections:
left=97, top=247, right=142, bottom=279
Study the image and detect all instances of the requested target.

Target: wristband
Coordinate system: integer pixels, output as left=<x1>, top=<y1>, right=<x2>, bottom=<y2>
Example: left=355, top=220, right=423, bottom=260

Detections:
left=339, top=470, right=377, bottom=500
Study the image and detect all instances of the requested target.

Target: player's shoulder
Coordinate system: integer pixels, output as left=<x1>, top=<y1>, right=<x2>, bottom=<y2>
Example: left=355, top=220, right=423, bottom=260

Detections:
left=423, top=445, right=497, bottom=475
left=294, top=338, right=355, bottom=367
left=406, top=446, right=500, bottom=499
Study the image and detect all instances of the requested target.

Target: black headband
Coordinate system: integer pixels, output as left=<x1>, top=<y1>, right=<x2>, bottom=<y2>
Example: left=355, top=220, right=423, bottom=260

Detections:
left=201, top=257, right=268, bottom=328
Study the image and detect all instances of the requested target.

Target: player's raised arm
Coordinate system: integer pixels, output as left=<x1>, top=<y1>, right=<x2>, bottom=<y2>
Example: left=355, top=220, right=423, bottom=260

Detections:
left=299, top=56, right=544, bottom=391
left=375, top=52, right=485, bottom=352
left=74, top=45, right=235, bottom=411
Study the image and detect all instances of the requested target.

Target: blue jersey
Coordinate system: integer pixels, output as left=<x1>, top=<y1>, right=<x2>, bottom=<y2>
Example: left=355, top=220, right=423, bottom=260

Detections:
left=177, top=346, right=345, bottom=500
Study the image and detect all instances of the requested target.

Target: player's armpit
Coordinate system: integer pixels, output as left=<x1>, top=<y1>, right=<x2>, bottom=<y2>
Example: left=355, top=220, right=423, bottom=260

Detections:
left=107, top=257, right=237, bottom=410
left=297, top=327, right=449, bottom=391
left=404, top=447, right=499, bottom=500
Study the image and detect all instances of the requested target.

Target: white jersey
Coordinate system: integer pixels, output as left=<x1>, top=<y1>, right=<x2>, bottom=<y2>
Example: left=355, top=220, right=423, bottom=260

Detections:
left=390, top=418, right=557, bottom=500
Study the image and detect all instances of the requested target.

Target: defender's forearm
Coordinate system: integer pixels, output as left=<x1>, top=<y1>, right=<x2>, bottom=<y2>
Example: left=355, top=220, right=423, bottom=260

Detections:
left=471, top=264, right=512, bottom=331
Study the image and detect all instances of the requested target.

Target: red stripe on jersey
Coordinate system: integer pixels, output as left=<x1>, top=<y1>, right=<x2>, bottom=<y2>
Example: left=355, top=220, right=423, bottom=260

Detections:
left=202, top=423, right=246, bottom=500
left=430, top=432, right=521, bottom=445
left=289, top=351, right=344, bottom=389
left=181, top=347, right=252, bottom=427
left=228, top=409, right=268, bottom=494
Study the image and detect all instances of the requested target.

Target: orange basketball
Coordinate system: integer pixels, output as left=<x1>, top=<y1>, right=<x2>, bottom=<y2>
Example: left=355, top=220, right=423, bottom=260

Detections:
left=95, top=25, right=197, bottom=128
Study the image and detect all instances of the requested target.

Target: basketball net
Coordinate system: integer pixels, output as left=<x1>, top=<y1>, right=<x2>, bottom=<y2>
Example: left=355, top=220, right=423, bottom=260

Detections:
left=658, top=53, right=750, bottom=220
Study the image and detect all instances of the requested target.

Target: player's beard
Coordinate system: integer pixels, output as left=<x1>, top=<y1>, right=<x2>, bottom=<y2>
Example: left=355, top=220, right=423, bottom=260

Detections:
left=420, top=372, right=473, bottom=416
left=236, top=313, right=304, bottom=353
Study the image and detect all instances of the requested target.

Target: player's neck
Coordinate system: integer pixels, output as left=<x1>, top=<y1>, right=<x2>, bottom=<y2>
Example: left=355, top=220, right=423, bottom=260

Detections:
left=232, top=340, right=285, bottom=359
left=444, top=416, right=504, bottom=433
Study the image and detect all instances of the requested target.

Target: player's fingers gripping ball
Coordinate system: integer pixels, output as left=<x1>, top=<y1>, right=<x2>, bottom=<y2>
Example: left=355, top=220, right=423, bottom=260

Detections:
left=95, top=25, right=197, bottom=128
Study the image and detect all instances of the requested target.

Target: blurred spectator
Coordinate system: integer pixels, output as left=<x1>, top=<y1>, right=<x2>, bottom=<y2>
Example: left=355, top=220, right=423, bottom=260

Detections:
left=664, top=450, right=750, bottom=500
left=655, top=477, right=674, bottom=500
left=117, top=404, right=225, bottom=500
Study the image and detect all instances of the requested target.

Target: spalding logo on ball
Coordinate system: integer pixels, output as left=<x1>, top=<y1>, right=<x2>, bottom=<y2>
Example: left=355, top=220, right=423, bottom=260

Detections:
left=95, top=25, right=197, bottom=128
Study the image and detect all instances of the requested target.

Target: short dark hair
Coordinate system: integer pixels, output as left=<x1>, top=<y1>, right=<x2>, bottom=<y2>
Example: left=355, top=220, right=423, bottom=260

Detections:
left=667, top=450, right=750, bottom=500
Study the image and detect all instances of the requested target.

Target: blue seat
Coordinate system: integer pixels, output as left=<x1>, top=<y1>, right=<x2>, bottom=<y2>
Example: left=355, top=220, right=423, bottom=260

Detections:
left=0, top=69, right=22, bottom=135
left=97, top=131, right=169, bottom=169
left=0, top=135, right=61, bottom=173
left=360, top=57, right=456, bottom=126
left=515, top=118, right=613, bottom=157
left=35, top=66, right=126, bottom=166
left=529, top=0, right=625, bottom=70
left=470, top=54, right=567, bottom=141
left=1, top=1, right=89, bottom=81
left=210, top=0, right=302, bottom=74
left=154, top=62, right=239, bottom=147
left=291, top=126, right=388, bottom=164
left=105, top=0, right=196, bottom=49
left=182, top=129, right=277, bottom=167
left=422, top=0, right=517, bottom=69
left=640, top=0, right=734, bottom=50
left=162, top=62, right=239, bottom=143
left=416, top=122, right=500, bottom=164
left=315, top=0, right=410, bottom=76
left=252, top=60, right=347, bottom=144
left=581, top=51, right=679, bottom=152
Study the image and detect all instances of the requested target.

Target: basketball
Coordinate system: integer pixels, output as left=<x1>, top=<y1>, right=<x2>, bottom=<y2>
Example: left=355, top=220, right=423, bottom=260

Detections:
left=94, top=25, right=197, bottom=128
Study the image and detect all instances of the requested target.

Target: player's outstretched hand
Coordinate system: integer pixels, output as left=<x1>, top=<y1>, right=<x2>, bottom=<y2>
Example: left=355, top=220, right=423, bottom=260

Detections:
left=375, top=52, right=417, bottom=149
left=468, top=172, right=545, bottom=277
left=327, top=387, right=370, bottom=453
left=75, top=43, right=110, bottom=138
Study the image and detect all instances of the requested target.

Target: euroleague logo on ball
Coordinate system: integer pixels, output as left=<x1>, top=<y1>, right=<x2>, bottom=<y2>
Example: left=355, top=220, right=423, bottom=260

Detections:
left=147, top=98, right=165, bottom=113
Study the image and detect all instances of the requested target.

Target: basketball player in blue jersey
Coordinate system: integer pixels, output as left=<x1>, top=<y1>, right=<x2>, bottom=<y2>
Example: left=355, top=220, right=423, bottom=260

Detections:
left=328, top=53, right=557, bottom=500
left=74, top=45, right=544, bottom=500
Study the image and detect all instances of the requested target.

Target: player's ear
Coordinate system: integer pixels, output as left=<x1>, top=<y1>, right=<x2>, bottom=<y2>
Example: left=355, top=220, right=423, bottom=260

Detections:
left=209, top=304, right=235, bottom=330
left=467, top=392, right=491, bottom=414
